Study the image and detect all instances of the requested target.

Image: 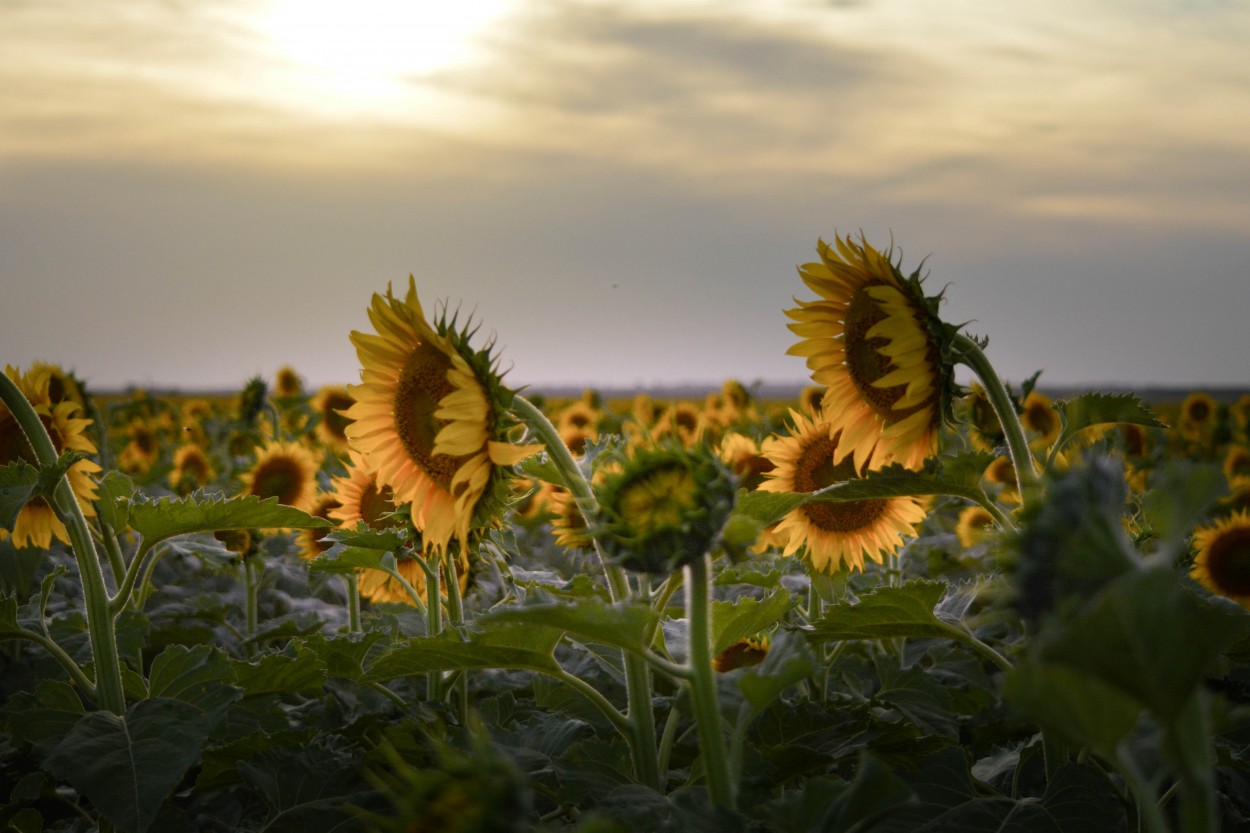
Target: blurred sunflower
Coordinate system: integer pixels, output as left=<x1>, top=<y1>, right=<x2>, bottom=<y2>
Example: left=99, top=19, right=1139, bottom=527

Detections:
left=357, top=553, right=469, bottom=606
left=798, top=385, right=825, bottom=417
left=0, top=365, right=102, bottom=550
left=298, top=492, right=343, bottom=561
left=758, top=409, right=928, bottom=574
left=717, top=432, right=775, bottom=491
left=556, top=400, right=600, bottom=455
left=240, top=439, right=321, bottom=511
left=1190, top=510, right=1250, bottom=609
left=984, top=455, right=1020, bottom=505
left=548, top=487, right=593, bottom=551
left=651, top=402, right=705, bottom=448
left=169, top=443, right=215, bottom=495
left=310, top=384, right=355, bottom=452
left=713, top=635, right=770, bottom=673
left=343, top=277, right=540, bottom=552
left=1020, top=391, right=1060, bottom=449
left=29, top=361, right=87, bottom=412
left=273, top=365, right=304, bottom=399
left=117, top=417, right=161, bottom=475
left=955, top=505, right=997, bottom=548
left=1223, top=445, right=1250, bottom=487
left=1178, top=391, right=1218, bottom=441
left=786, top=234, right=958, bottom=472
left=1119, top=422, right=1150, bottom=459
left=959, top=383, right=1006, bottom=452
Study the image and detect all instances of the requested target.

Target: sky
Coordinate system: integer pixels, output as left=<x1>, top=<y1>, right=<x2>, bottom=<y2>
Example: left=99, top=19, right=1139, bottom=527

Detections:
left=2, top=0, right=1248, bottom=396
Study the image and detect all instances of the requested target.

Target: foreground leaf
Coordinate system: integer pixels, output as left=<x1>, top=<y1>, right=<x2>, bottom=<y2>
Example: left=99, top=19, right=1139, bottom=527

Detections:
left=126, top=492, right=332, bottom=544
left=800, top=580, right=950, bottom=642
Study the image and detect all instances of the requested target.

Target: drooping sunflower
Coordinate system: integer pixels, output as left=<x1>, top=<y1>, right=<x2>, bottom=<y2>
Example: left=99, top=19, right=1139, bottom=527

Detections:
left=785, top=234, right=958, bottom=472
left=310, top=385, right=355, bottom=452
left=343, top=277, right=540, bottom=552
left=716, top=432, right=775, bottom=492
left=959, top=383, right=1006, bottom=452
left=0, top=365, right=102, bottom=550
left=1190, top=510, right=1250, bottom=609
left=239, top=439, right=321, bottom=512
left=758, top=409, right=929, bottom=574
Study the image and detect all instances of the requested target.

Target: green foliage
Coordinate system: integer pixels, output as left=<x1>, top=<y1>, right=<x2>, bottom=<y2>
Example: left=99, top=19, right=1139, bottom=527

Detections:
left=126, top=492, right=333, bottom=544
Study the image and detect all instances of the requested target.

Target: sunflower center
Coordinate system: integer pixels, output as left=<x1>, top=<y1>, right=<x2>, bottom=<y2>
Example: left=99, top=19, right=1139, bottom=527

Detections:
left=394, top=343, right=462, bottom=489
left=1187, top=400, right=1211, bottom=422
left=843, top=283, right=933, bottom=423
left=359, top=481, right=396, bottom=529
left=1206, top=526, right=1250, bottom=597
left=792, top=431, right=888, bottom=532
left=250, top=457, right=307, bottom=505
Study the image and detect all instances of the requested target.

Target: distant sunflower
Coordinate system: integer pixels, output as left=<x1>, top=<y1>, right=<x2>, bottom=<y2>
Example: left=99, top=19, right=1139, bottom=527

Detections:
left=0, top=366, right=102, bottom=550
left=960, top=383, right=1005, bottom=452
left=169, top=443, right=215, bottom=495
left=556, top=400, right=600, bottom=455
left=1223, top=445, right=1250, bottom=487
left=1190, top=510, right=1250, bottom=609
left=1178, top=391, right=1218, bottom=441
left=1020, top=391, right=1061, bottom=449
left=273, top=365, right=304, bottom=399
left=786, top=234, right=956, bottom=472
left=1120, top=422, right=1150, bottom=459
left=329, top=449, right=398, bottom=531
left=717, top=432, right=775, bottom=491
left=651, top=402, right=705, bottom=448
left=240, top=439, right=321, bottom=511
left=798, top=385, right=825, bottom=417
left=298, top=492, right=342, bottom=561
left=758, top=410, right=928, bottom=574
left=310, top=385, right=355, bottom=452
left=955, top=505, right=997, bottom=548
left=343, top=277, right=540, bottom=552
left=984, top=455, right=1020, bottom=504
left=118, top=417, right=160, bottom=475
left=549, top=487, right=593, bottom=551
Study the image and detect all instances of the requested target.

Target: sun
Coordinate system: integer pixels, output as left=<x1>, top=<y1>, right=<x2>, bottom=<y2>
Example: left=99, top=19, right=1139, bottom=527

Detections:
left=252, top=0, right=513, bottom=112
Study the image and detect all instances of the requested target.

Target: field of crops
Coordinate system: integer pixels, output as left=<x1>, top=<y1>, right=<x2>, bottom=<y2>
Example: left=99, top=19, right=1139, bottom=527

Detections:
left=3, top=236, right=1250, bottom=832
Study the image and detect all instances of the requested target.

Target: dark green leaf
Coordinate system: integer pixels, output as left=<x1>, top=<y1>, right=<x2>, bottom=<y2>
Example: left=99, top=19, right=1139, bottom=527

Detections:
left=127, top=492, right=332, bottom=545
left=43, top=698, right=209, bottom=833
left=236, top=737, right=374, bottom=831
left=1005, top=662, right=1140, bottom=758
left=481, top=597, right=659, bottom=656
left=1053, top=392, right=1167, bottom=458
left=231, top=651, right=328, bottom=697
left=801, top=580, right=950, bottom=642
left=0, top=461, right=39, bottom=531
left=365, top=627, right=562, bottom=682
left=146, top=644, right=242, bottom=724
left=95, top=470, right=134, bottom=532
left=299, top=632, right=387, bottom=683
left=712, top=590, right=792, bottom=655
left=1140, top=459, right=1228, bottom=557
left=738, top=630, right=817, bottom=712
left=318, top=524, right=409, bottom=551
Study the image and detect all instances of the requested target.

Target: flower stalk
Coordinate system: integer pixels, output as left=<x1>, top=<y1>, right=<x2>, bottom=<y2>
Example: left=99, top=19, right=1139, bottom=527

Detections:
left=684, top=553, right=736, bottom=809
left=0, top=372, right=126, bottom=714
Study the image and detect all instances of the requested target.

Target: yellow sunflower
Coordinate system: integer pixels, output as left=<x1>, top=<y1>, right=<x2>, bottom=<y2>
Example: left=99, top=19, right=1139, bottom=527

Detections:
left=798, top=385, right=825, bottom=417
left=1020, top=391, right=1060, bottom=449
left=713, top=635, right=770, bottom=673
left=549, top=487, right=593, bottom=551
left=556, top=400, right=600, bottom=456
left=118, top=417, right=161, bottom=475
left=310, top=385, right=355, bottom=452
left=0, top=366, right=102, bottom=550
left=959, top=383, right=1006, bottom=452
left=29, top=361, right=86, bottom=412
left=758, top=410, right=929, bottom=574
left=357, top=553, right=469, bottom=607
left=239, top=439, right=321, bottom=512
left=650, top=402, right=706, bottom=448
left=273, top=364, right=305, bottom=399
left=1178, top=391, right=1218, bottom=441
left=298, top=492, right=343, bottom=561
left=1223, top=445, right=1250, bottom=488
left=328, top=449, right=398, bottom=531
left=1190, top=510, right=1250, bottom=609
left=984, top=455, right=1020, bottom=505
left=169, top=443, right=215, bottom=495
left=786, top=234, right=954, bottom=472
left=955, top=505, right=997, bottom=548
left=717, top=432, right=775, bottom=492
left=342, top=277, right=540, bottom=552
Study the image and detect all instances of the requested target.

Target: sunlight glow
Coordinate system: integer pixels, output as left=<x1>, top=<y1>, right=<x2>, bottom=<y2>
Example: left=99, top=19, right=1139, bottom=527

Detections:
left=251, top=0, right=512, bottom=114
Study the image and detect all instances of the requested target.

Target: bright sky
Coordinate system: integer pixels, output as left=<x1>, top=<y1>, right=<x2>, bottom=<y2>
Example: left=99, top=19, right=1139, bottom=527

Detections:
left=2, top=0, right=1248, bottom=394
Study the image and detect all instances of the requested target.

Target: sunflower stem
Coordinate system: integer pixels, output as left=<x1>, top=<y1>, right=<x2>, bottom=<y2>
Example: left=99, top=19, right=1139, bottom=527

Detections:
left=511, top=395, right=661, bottom=790
left=0, top=372, right=126, bottom=714
left=425, top=553, right=444, bottom=701
left=684, top=553, right=736, bottom=810
left=242, top=557, right=260, bottom=655
left=952, top=333, right=1041, bottom=507
left=345, top=573, right=361, bottom=634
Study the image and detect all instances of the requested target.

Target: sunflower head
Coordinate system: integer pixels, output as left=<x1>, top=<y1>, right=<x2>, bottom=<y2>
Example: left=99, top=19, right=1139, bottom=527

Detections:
left=273, top=365, right=305, bottom=400
left=170, top=443, right=215, bottom=495
left=239, top=439, right=322, bottom=512
left=713, top=634, right=770, bottom=673
left=955, top=505, right=997, bottom=549
left=1191, top=510, right=1250, bottom=609
left=311, top=385, right=355, bottom=451
left=298, top=492, right=343, bottom=561
left=236, top=376, right=269, bottom=426
left=786, top=234, right=961, bottom=472
left=1223, top=445, right=1250, bottom=488
left=343, top=278, right=540, bottom=553
left=593, top=442, right=737, bottom=574
left=716, top=432, right=775, bottom=492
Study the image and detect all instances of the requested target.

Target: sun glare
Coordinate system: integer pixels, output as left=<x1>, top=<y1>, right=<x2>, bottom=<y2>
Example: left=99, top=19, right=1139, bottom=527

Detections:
left=251, top=0, right=512, bottom=114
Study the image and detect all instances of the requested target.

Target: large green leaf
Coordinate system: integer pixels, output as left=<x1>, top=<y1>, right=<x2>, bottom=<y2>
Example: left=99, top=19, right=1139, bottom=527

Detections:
left=95, top=470, right=135, bottom=532
left=236, top=738, right=376, bottom=831
left=801, top=580, right=950, bottom=642
left=1140, top=459, right=1228, bottom=558
left=1004, top=662, right=1140, bottom=759
left=712, top=590, right=793, bottom=655
left=480, top=598, right=659, bottom=656
left=299, top=632, right=387, bottom=683
left=737, top=630, right=817, bottom=712
left=1052, top=392, right=1167, bottom=459
left=43, top=698, right=210, bottom=833
left=231, top=651, right=328, bottom=698
left=365, top=626, right=563, bottom=682
left=146, top=644, right=242, bottom=724
left=126, top=492, right=333, bottom=544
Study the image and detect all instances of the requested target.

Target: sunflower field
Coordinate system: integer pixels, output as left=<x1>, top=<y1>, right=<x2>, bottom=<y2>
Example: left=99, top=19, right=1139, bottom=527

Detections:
left=3, top=234, right=1250, bottom=832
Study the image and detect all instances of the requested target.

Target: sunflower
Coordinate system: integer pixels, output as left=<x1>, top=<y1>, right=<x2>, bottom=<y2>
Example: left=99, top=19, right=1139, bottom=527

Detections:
left=342, top=277, right=540, bottom=552
left=29, top=361, right=86, bottom=412
left=717, top=432, right=775, bottom=491
left=650, top=402, right=706, bottom=448
left=1020, top=391, right=1060, bottom=449
left=310, top=385, right=355, bottom=452
left=959, top=383, right=1005, bottom=452
left=169, top=443, right=215, bottom=495
left=117, top=417, right=161, bottom=475
left=556, top=400, right=600, bottom=456
left=984, top=455, right=1020, bottom=505
left=1223, top=445, right=1250, bottom=488
left=357, top=552, right=468, bottom=607
left=298, top=492, right=343, bottom=561
left=1190, top=510, right=1250, bottom=609
left=0, top=365, right=102, bottom=550
left=786, top=234, right=956, bottom=472
left=713, top=635, right=770, bottom=673
left=239, top=439, right=321, bottom=512
left=549, top=487, right=593, bottom=551
left=758, top=409, right=929, bottom=574
left=273, top=365, right=305, bottom=399
left=329, top=449, right=398, bottom=531
left=1178, top=391, right=1218, bottom=441
left=798, top=385, right=825, bottom=417
left=955, top=505, right=997, bottom=548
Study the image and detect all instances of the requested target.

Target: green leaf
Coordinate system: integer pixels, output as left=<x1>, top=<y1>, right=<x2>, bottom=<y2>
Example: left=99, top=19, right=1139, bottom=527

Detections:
left=1140, top=459, right=1228, bottom=558
left=34, top=451, right=86, bottom=500
left=1041, top=567, right=1249, bottom=720
left=127, top=492, right=333, bottom=545
left=299, top=632, right=387, bottom=683
left=146, top=644, right=242, bottom=724
left=738, top=630, right=817, bottom=712
left=481, top=597, right=660, bottom=656
left=309, top=545, right=400, bottom=576
left=318, top=524, right=409, bottom=552
left=365, top=627, right=563, bottom=682
left=712, top=590, right=792, bottom=655
left=0, top=461, right=39, bottom=530
left=43, top=698, right=210, bottom=833
left=236, top=737, right=374, bottom=830
left=818, top=751, right=915, bottom=833
left=801, top=580, right=950, bottom=642
left=1004, top=662, right=1140, bottom=759
left=95, top=470, right=135, bottom=532
left=1053, top=392, right=1167, bottom=458
left=231, top=651, right=328, bottom=697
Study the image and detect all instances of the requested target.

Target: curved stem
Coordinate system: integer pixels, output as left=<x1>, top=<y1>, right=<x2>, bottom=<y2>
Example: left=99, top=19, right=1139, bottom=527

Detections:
left=9, top=627, right=99, bottom=695
left=952, top=333, right=1041, bottom=507
left=549, top=667, right=634, bottom=737
left=934, top=620, right=1014, bottom=673
left=684, top=554, right=736, bottom=809
left=512, top=394, right=660, bottom=790
left=0, top=373, right=125, bottom=714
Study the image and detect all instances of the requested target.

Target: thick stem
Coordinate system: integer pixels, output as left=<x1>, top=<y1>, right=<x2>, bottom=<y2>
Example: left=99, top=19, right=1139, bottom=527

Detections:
left=512, top=394, right=660, bottom=789
left=684, top=554, right=736, bottom=809
left=952, top=333, right=1041, bottom=507
left=0, top=373, right=126, bottom=713
left=425, top=554, right=444, bottom=701
left=345, top=574, right=361, bottom=634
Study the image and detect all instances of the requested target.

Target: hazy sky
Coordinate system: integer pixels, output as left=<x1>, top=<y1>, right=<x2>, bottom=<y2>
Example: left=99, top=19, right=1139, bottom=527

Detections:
left=2, top=0, right=1248, bottom=394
